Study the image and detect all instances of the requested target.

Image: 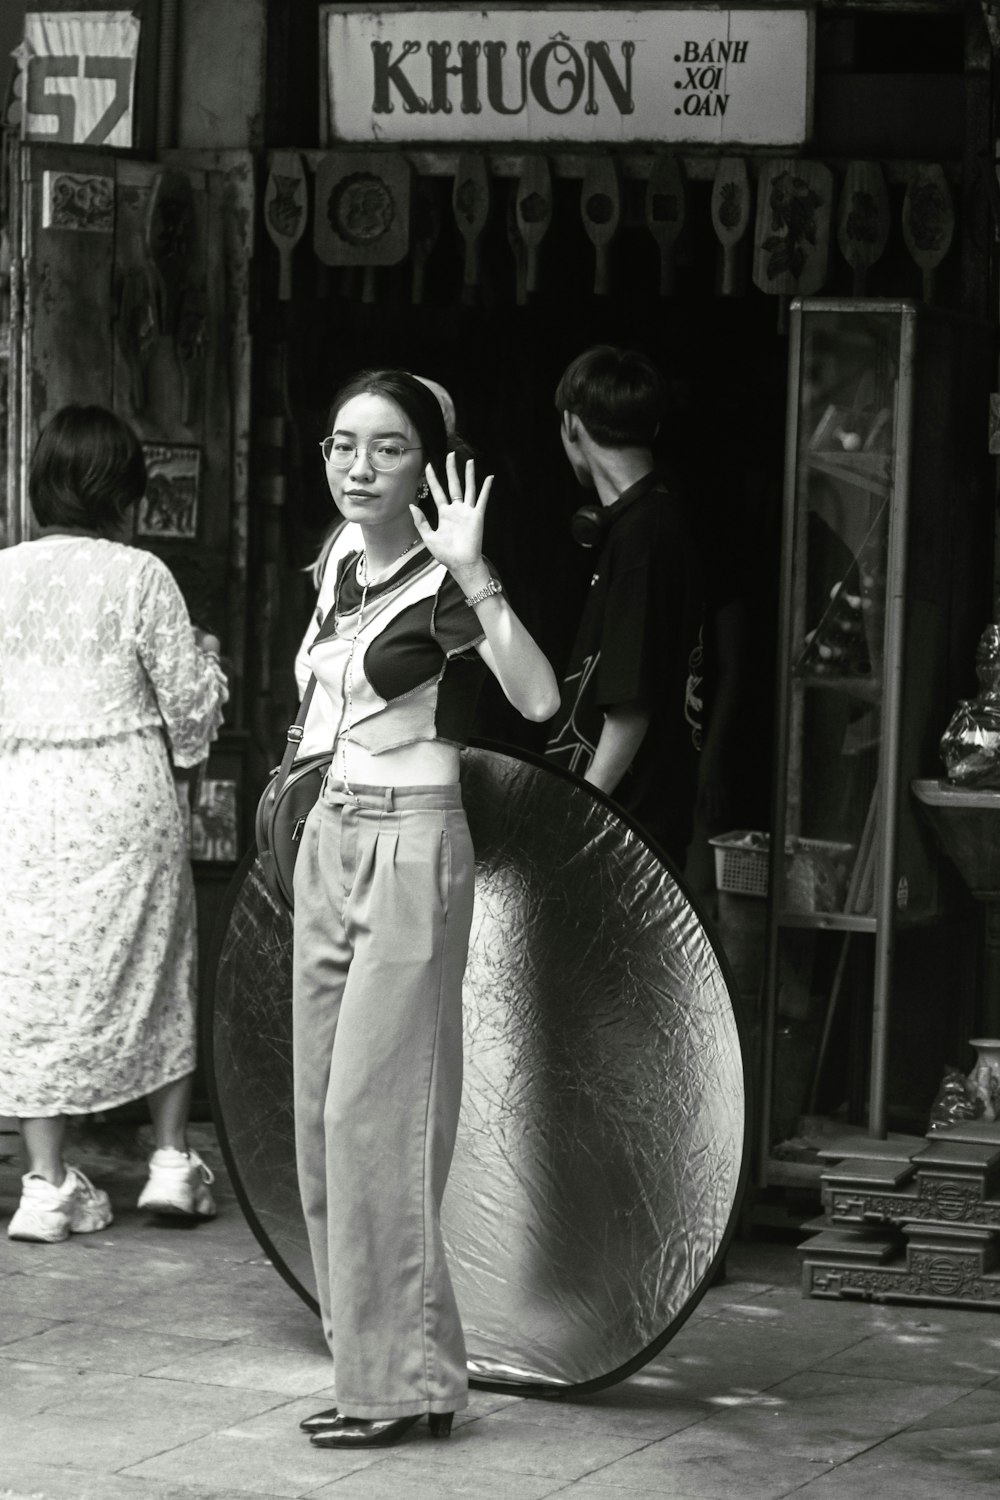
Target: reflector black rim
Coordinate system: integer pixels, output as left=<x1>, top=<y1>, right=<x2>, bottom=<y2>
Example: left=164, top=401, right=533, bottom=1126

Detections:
left=201, top=740, right=752, bottom=1399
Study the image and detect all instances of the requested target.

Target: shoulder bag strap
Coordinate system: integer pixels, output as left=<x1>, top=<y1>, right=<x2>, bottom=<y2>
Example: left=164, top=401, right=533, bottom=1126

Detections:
left=271, top=674, right=319, bottom=796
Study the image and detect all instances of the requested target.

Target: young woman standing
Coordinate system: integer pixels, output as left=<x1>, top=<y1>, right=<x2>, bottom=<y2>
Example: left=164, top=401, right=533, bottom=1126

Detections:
left=292, top=370, right=557, bottom=1450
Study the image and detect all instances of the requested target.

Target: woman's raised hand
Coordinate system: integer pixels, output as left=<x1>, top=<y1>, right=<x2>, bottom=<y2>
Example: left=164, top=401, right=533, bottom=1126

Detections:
left=410, top=452, right=493, bottom=575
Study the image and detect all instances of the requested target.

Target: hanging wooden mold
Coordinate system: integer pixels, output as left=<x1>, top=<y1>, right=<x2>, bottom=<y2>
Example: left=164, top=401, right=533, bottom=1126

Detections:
left=836, top=161, right=890, bottom=296
left=264, top=151, right=308, bottom=302
left=839, top=161, right=893, bottom=295
left=515, top=156, right=553, bottom=296
left=505, top=185, right=529, bottom=307
left=753, top=159, right=833, bottom=331
left=452, top=153, right=490, bottom=303
left=314, top=152, right=412, bottom=303
left=710, top=157, right=751, bottom=297
left=145, top=169, right=196, bottom=337
left=902, top=164, right=954, bottom=304
left=645, top=154, right=685, bottom=297
left=410, top=180, right=442, bottom=305
left=581, top=155, right=621, bottom=297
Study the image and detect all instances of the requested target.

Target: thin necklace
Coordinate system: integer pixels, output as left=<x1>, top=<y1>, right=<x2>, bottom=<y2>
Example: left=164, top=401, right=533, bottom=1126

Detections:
left=337, top=569, right=370, bottom=793
left=356, top=535, right=422, bottom=587
left=336, top=537, right=422, bottom=791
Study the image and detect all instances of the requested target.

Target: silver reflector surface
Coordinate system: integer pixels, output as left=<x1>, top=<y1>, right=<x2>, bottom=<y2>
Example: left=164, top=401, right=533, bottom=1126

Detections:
left=207, top=747, right=747, bottom=1393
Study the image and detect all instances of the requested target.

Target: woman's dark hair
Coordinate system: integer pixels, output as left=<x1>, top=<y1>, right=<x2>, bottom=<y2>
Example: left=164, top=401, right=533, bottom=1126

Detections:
left=29, top=405, right=147, bottom=536
left=327, top=369, right=449, bottom=521
left=554, top=345, right=667, bottom=448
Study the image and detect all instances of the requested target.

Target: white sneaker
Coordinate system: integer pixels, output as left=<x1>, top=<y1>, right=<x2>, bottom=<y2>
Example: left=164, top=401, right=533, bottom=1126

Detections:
left=8, top=1166, right=113, bottom=1243
left=138, top=1147, right=217, bottom=1219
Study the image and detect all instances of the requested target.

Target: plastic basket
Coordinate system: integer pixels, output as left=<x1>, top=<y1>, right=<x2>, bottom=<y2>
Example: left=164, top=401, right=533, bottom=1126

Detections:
left=709, top=830, right=855, bottom=913
left=709, top=831, right=771, bottom=898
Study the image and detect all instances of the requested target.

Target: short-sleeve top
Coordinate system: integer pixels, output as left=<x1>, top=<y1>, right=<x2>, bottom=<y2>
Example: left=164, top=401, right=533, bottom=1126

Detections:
left=545, top=474, right=705, bottom=859
left=308, top=546, right=489, bottom=754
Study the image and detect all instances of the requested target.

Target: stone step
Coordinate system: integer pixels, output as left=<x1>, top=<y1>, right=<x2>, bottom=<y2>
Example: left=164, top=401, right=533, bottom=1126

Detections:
left=799, top=1216, right=1000, bottom=1310
left=819, top=1119, right=1000, bottom=1231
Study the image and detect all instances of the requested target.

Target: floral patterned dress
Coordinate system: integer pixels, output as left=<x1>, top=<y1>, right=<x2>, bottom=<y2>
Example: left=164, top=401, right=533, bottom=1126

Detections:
left=0, top=536, right=228, bottom=1117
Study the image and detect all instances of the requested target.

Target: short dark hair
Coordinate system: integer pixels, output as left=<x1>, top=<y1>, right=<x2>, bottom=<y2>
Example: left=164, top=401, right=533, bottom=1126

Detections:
left=554, top=345, right=666, bottom=448
left=328, top=369, right=448, bottom=520
left=29, top=405, right=146, bottom=536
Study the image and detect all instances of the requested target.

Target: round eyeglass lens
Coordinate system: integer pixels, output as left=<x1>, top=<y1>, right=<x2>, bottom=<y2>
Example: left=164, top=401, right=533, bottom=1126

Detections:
left=320, top=439, right=413, bottom=472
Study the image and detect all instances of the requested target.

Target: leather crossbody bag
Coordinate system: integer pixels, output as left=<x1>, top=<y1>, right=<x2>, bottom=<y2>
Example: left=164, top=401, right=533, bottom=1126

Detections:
left=255, top=676, right=331, bottom=911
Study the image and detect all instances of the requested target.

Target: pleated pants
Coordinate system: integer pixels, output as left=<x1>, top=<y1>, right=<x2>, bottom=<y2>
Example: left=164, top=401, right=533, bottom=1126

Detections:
left=292, top=778, right=473, bottom=1418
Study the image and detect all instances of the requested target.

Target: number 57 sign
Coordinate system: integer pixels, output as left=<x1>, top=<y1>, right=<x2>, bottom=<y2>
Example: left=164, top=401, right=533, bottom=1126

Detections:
left=16, top=10, right=140, bottom=148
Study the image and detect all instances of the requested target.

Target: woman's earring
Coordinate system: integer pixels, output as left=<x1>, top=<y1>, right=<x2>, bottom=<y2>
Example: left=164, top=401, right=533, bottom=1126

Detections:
left=416, top=479, right=430, bottom=501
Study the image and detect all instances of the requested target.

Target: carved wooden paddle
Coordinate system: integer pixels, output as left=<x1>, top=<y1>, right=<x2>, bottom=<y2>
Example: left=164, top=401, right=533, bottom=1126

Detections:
left=837, top=161, right=890, bottom=296
left=263, top=150, right=307, bottom=302
left=710, top=157, right=751, bottom=297
left=902, top=164, right=954, bottom=303
left=515, top=155, right=552, bottom=295
left=753, top=159, right=833, bottom=331
left=645, top=154, right=685, bottom=296
left=453, top=153, right=489, bottom=303
left=581, top=155, right=620, bottom=297
left=505, top=185, right=528, bottom=307
left=410, top=180, right=441, bottom=304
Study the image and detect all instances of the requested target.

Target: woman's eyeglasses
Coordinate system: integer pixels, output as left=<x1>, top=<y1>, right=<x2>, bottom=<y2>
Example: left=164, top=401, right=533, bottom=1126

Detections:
left=319, top=437, right=421, bottom=473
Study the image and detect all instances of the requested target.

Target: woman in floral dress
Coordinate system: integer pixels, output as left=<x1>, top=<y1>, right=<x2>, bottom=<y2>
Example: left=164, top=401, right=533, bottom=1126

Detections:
left=0, top=406, right=229, bottom=1242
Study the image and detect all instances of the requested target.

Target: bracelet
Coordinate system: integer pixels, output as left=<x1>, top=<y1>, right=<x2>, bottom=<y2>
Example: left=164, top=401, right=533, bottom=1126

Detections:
left=464, top=577, right=504, bottom=609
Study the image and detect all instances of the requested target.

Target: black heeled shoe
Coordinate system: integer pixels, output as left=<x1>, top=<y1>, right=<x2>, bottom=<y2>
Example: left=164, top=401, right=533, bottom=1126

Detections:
left=309, top=1411, right=454, bottom=1448
left=299, top=1405, right=339, bottom=1433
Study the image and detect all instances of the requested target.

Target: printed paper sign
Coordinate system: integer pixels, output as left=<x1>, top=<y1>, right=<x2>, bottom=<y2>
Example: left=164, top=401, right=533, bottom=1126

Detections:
left=190, top=780, right=239, bottom=863
left=41, top=168, right=114, bottom=230
left=138, top=445, right=201, bottom=540
left=17, top=10, right=140, bottom=148
left=321, top=5, right=813, bottom=146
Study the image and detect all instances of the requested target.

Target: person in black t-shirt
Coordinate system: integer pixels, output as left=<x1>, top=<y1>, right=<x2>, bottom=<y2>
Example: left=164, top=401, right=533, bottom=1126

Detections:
left=545, top=346, right=705, bottom=864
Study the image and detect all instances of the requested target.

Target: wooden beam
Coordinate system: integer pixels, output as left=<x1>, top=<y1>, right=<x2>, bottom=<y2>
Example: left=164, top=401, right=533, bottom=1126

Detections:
left=280, top=148, right=961, bottom=189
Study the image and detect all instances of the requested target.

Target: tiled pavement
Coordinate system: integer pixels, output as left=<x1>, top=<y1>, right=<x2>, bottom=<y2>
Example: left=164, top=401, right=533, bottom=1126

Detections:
left=1, top=1123, right=998, bottom=1499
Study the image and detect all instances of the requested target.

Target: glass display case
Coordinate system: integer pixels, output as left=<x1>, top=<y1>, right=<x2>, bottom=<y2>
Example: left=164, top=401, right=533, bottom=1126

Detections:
left=760, top=299, right=994, bottom=1175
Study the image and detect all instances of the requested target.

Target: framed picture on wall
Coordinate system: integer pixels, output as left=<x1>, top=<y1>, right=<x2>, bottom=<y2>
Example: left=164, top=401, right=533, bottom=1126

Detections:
left=190, top=778, right=239, bottom=863
left=185, top=733, right=250, bottom=870
left=137, top=444, right=201, bottom=540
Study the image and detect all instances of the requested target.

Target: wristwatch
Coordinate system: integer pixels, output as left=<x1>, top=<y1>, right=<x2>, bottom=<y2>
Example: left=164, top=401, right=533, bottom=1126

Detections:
left=464, top=577, right=504, bottom=608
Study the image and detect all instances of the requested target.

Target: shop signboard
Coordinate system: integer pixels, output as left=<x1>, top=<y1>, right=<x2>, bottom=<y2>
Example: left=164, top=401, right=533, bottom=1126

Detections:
left=320, top=5, right=813, bottom=146
left=13, top=9, right=140, bottom=148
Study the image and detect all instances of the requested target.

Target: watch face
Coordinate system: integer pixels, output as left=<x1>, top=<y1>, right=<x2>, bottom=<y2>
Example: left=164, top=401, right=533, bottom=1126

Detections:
left=208, top=746, right=747, bottom=1396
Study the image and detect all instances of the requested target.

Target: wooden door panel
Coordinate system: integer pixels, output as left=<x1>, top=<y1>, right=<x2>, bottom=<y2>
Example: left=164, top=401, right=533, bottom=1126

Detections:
left=24, top=145, right=116, bottom=430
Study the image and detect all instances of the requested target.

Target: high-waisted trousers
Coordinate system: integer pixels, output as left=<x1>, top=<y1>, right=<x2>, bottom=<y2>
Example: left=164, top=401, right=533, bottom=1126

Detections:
left=291, top=778, right=474, bottom=1418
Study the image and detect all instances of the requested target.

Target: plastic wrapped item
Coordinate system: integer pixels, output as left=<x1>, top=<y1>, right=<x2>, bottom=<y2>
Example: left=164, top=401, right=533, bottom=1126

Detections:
left=940, top=698, right=1000, bottom=787
left=976, top=624, right=1000, bottom=695
left=940, top=624, right=1000, bottom=788
left=966, top=1038, right=1000, bottom=1123
left=928, top=1065, right=984, bottom=1128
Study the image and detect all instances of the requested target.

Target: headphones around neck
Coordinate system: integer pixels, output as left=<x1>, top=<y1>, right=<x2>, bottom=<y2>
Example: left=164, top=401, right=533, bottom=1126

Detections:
left=570, top=473, right=662, bottom=548
left=569, top=503, right=607, bottom=548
